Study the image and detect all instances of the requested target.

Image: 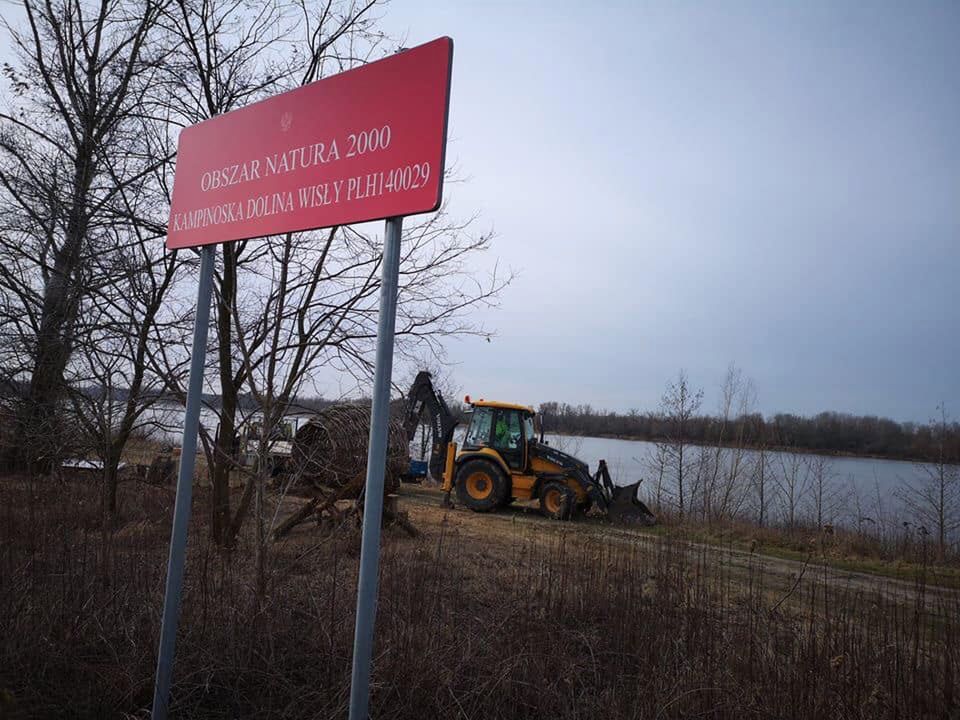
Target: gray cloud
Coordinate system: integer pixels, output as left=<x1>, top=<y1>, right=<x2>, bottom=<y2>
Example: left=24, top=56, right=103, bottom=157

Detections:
left=379, top=0, right=959, bottom=422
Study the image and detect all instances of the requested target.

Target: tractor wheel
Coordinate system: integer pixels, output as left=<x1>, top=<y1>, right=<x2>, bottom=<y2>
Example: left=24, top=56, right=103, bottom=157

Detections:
left=540, top=481, right=575, bottom=520
left=455, top=459, right=508, bottom=512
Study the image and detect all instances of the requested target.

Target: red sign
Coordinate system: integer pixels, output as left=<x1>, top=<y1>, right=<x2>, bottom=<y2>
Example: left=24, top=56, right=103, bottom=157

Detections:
left=166, top=38, right=453, bottom=249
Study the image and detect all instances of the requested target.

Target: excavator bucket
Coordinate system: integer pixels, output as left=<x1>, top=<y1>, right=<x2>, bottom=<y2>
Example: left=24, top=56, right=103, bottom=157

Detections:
left=592, top=460, right=656, bottom=526
left=606, top=481, right=657, bottom=526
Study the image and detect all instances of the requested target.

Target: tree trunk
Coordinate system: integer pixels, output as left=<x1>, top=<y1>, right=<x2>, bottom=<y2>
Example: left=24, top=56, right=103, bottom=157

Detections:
left=13, top=162, right=95, bottom=470
left=227, top=475, right=256, bottom=547
left=677, top=429, right=685, bottom=520
left=211, top=391, right=236, bottom=544
left=211, top=245, right=238, bottom=545
left=101, top=456, right=120, bottom=530
left=254, top=474, right=266, bottom=599
left=758, top=451, right=766, bottom=528
left=937, top=415, right=945, bottom=561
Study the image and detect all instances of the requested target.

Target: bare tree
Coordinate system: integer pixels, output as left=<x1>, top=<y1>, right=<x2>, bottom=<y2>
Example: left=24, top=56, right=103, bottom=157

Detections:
left=898, top=403, right=960, bottom=560
left=646, top=441, right=669, bottom=513
left=703, top=363, right=754, bottom=521
left=659, top=370, right=703, bottom=521
left=775, top=449, right=808, bottom=529
left=721, top=376, right=756, bottom=519
left=751, top=442, right=774, bottom=528
left=149, top=0, right=391, bottom=545
left=846, top=474, right=878, bottom=540
left=702, top=365, right=737, bottom=520
left=67, top=235, right=187, bottom=527
left=149, top=1, right=511, bottom=549
left=0, top=0, right=167, bottom=471
left=803, top=454, right=842, bottom=530
left=688, top=444, right=712, bottom=521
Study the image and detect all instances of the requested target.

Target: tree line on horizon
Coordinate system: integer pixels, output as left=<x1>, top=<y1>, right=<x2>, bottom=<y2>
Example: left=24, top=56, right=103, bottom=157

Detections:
left=539, top=399, right=960, bottom=464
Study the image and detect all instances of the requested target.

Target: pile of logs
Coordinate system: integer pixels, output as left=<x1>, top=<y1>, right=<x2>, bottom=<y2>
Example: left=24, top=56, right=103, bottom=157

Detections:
left=274, top=404, right=415, bottom=540
left=288, top=404, right=408, bottom=496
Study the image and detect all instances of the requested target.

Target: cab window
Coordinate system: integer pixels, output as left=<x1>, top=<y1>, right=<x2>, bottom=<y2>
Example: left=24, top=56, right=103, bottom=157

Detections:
left=492, top=409, right=522, bottom=450
left=464, top=406, right=494, bottom=447
left=524, top=414, right=536, bottom=443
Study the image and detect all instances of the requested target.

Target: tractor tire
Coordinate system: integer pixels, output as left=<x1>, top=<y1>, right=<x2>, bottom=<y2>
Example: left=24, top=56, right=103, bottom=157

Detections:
left=455, top=459, right=509, bottom=512
left=540, top=480, right=575, bottom=520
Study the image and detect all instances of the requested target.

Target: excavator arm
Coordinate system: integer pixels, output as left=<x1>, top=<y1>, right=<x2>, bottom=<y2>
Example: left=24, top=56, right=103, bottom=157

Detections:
left=403, top=371, right=459, bottom=483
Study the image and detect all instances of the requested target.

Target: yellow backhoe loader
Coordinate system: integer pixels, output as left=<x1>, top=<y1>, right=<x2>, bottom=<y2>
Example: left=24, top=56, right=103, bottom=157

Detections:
left=403, top=372, right=655, bottom=524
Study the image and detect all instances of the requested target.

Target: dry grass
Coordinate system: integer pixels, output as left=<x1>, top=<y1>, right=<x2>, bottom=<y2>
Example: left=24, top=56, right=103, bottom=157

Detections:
left=1, top=474, right=958, bottom=719
left=642, top=514, right=960, bottom=589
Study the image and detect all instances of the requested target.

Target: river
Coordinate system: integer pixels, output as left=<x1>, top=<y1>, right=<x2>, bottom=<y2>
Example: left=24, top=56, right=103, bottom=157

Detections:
left=547, top=433, right=931, bottom=530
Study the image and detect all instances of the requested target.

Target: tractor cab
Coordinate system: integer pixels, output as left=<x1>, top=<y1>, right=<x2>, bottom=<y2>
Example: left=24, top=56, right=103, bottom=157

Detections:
left=461, top=400, right=537, bottom=472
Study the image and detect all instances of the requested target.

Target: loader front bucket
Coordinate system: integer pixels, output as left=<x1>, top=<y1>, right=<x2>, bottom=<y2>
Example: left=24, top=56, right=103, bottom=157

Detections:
left=606, top=482, right=656, bottom=526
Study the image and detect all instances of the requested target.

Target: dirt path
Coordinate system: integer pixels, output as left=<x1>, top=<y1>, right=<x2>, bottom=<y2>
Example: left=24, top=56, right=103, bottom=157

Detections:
left=395, top=484, right=958, bottom=615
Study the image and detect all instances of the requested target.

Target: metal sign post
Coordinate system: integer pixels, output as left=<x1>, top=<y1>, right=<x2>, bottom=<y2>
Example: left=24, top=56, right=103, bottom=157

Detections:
left=348, top=216, right=403, bottom=720
left=151, top=244, right=216, bottom=720
left=151, top=37, right=451, bottom=718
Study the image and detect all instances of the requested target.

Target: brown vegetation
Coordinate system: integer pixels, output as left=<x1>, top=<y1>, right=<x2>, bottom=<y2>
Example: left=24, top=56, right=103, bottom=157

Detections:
left=647, top=512, right=960, bottom=589
left=1, top=474, right=957, bottom=719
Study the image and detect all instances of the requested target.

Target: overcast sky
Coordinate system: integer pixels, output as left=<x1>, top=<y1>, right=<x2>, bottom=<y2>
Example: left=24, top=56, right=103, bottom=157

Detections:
left=1, top=1, right=956, bottom=422
left=375, top=0, right=959, bottom=422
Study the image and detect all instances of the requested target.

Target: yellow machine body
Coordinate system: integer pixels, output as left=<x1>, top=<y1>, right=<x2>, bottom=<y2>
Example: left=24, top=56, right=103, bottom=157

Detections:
left=406, top=371, right=653, bottom=524
left=440, top=400, right=590, bottom=509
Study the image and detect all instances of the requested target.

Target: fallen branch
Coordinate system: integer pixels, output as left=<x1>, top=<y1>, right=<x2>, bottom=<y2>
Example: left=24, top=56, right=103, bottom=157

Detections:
left=273, top=474, right=365, bottom=540
left=769, top=552, right=812, bottom=616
